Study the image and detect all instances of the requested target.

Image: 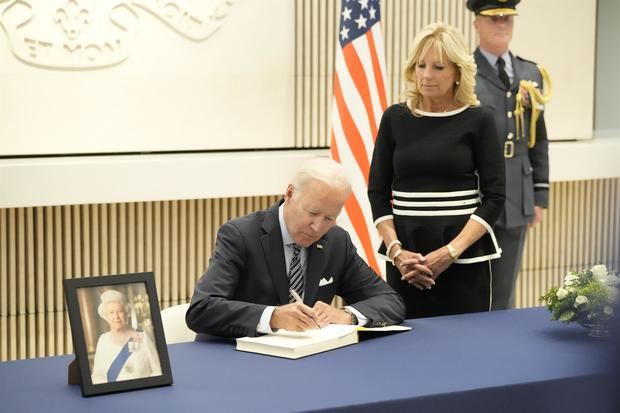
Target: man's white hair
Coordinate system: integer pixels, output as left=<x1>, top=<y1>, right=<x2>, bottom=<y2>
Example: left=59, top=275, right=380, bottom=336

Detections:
left=290, top=157, right=352, bottom=197
left=97, top=289, right=127, bottom=319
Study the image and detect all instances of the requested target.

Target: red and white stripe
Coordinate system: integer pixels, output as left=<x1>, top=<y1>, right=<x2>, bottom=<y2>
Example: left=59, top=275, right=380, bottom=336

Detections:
left=331, top=22, right=388, bottom=276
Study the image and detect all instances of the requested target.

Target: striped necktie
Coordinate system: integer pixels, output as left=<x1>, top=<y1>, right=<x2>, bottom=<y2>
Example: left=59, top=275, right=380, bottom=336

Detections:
left=496, top=57, right=511, bottom=89
left=288, top=244, right=304, bottom=303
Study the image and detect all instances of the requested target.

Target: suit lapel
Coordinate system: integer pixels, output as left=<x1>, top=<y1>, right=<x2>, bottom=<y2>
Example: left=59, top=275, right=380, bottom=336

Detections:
left=474, top=48, right=507, bottom=91
left=511, top=53, right=528, bottom=90
left=303, top=238, right=327, bottom=306
left=259, top=203, right=289, bottom=304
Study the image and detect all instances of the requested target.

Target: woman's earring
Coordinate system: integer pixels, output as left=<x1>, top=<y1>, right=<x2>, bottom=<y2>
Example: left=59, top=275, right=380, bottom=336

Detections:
left=455, top=80, right=460, bottom=85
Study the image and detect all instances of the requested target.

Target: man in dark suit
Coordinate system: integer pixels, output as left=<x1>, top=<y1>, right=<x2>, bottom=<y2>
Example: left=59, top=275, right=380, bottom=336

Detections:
left=467, top=0, right=550, bottom=310
left=186, top=158, right=405, bottom=338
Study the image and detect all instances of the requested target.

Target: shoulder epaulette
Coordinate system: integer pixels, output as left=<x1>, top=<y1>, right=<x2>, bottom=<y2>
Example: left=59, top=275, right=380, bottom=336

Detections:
left=515, top=55, right=538, bottom=66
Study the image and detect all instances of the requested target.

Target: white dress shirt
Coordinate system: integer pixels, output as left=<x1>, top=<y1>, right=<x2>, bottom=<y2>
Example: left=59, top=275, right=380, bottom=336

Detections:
left=479, top=47, right=514, bottom=84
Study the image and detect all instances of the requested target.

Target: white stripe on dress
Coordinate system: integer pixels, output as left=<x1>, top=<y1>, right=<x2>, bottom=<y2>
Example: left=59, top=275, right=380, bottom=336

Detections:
left=392, top=189, right=480, bottom=198
left=373, top=215, right=394, bottom=226
left=393, top=207, right=478, bottom=216
left=470, top=214, right=502, bottom=255
left=454, top=252, right=502, bottom=264
left=487, top=260, right=493, bottom=311
left=393, top=198, right=481, bottom=207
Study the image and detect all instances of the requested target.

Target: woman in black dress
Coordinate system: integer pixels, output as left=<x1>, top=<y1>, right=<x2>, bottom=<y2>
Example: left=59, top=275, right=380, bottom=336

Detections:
left=368, top=22, right=505, bottom=318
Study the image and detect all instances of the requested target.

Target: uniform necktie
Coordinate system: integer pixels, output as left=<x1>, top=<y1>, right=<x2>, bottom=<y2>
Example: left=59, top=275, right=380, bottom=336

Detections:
left=288, top=244, right=304, bottom=303
left=496, top=57, right=511, bottom=89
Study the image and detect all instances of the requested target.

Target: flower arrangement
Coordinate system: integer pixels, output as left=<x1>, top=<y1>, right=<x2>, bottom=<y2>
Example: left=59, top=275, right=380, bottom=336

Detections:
left=540, top=265, right=618, bottom=332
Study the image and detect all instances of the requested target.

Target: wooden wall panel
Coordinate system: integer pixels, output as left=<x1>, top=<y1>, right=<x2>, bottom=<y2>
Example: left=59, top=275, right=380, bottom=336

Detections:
left=516, top=179, right=620, bottom=307
left=0, top=196, right=279, bottom=361
left=2, top=181, right=620, bottom=361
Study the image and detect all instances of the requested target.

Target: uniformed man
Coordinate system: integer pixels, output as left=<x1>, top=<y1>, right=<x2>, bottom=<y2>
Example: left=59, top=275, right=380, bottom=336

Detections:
left=467, top=0, right=550, bottom=310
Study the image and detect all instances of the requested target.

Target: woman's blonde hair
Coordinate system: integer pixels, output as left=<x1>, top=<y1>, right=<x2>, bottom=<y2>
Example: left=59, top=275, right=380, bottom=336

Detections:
left=403, top=22, right=479, bottom=115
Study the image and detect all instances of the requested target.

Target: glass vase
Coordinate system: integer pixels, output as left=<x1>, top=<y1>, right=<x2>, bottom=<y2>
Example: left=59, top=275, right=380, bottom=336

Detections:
left=580, top=321, right=610, bottom=338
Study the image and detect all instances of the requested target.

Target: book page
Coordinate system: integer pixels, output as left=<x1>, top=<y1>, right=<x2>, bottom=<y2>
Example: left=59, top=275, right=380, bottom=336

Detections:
left=238, top=324, right=358, bottom=349
left=357, top=325, right=412, bottom=332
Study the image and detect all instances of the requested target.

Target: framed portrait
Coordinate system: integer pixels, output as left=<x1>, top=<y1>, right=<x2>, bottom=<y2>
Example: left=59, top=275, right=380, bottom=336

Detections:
left=64, top=272, right=173, bottom=396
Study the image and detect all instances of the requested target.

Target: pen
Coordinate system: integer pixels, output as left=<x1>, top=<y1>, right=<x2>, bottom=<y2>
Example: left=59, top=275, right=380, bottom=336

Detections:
left=289, top=289, right=321, bottom=329
left=289, top=289, right=304, bottom=304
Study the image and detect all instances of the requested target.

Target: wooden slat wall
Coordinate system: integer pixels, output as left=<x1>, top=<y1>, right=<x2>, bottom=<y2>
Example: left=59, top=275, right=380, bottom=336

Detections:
left=295, top=0, right=339, bottom=148
left=0, top=196, right=279, bottom=361
left=516, top=178, right=620, bottom=307
left=294, top=0, right=476, bottom=148
left=2, top=181, right=620, bottom=361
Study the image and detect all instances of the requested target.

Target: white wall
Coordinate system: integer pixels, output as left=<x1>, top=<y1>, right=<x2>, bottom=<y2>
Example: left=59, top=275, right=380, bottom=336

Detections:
left=1, top=0, right=617, bottom=209
left=1, top=0, right=600, bottom=158
left=595, top=0, right=620, bottom=135
left=511, top=0, right=596, bottom=141
left=0, top=0, right=294, bottom=156
left=0, top=150, right=328, bottom=208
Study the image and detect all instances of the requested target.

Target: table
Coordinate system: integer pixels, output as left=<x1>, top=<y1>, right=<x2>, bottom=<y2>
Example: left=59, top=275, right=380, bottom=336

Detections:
left=0, top=308, right=613, bottom=412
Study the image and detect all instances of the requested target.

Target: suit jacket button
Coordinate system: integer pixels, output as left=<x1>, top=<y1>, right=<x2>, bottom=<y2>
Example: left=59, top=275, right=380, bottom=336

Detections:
left=507, top=132, right=514, bottom=140
left=507, top=111, right=513, bottom=118
left=506, top=91, right=512, bottom=98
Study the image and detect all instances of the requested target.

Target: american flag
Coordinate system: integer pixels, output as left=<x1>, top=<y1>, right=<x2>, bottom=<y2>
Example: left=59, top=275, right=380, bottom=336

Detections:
left=330, top=0, right=387, bottom=275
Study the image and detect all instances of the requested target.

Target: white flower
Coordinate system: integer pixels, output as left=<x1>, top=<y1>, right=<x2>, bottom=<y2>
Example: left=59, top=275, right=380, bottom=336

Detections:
left=591, top=264, right=608, bottom=283
left=556, top=287, right=569, bottom=300
left=564, top=273, right=578, bottom=286
left=604, top=306, right=614, bottom=316
left=574, top=295, right=588, bottom=307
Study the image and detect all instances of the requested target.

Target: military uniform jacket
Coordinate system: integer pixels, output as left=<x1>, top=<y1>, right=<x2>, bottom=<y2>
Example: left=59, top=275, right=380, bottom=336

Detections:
left=474, top=48, right=549, bottom=228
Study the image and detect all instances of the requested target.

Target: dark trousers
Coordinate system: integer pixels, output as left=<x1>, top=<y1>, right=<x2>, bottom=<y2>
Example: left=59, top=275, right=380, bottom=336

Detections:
left=490, top=225, right=527, bottom=310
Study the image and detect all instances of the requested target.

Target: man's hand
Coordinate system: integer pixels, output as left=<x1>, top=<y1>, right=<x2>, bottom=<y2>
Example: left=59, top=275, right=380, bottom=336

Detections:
left=519, top=86, right=531, bottom=108
left=528, top=206, right=545, bottom=228
left=312, top=301, right=352, bottom=327
left=270, top=302, right=319, bottom=331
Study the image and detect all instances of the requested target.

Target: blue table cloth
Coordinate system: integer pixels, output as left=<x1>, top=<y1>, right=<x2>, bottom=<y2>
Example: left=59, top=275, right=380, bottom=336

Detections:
left=0, top=307, right=613, bottom=412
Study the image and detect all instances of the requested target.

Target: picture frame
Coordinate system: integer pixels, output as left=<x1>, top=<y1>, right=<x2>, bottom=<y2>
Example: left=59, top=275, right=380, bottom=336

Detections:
left=63, top=272, right=173, bottom=396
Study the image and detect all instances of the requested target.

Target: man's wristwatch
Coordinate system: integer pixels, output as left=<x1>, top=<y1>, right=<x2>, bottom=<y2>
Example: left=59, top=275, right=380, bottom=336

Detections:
left=446, top=243, right=460, bottom=260
left=342, top=308, right=358, bottom=325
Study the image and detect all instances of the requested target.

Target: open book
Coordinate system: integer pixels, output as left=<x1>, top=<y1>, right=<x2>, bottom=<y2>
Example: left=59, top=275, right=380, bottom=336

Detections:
left=236, top=324, right=411, bottom=359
